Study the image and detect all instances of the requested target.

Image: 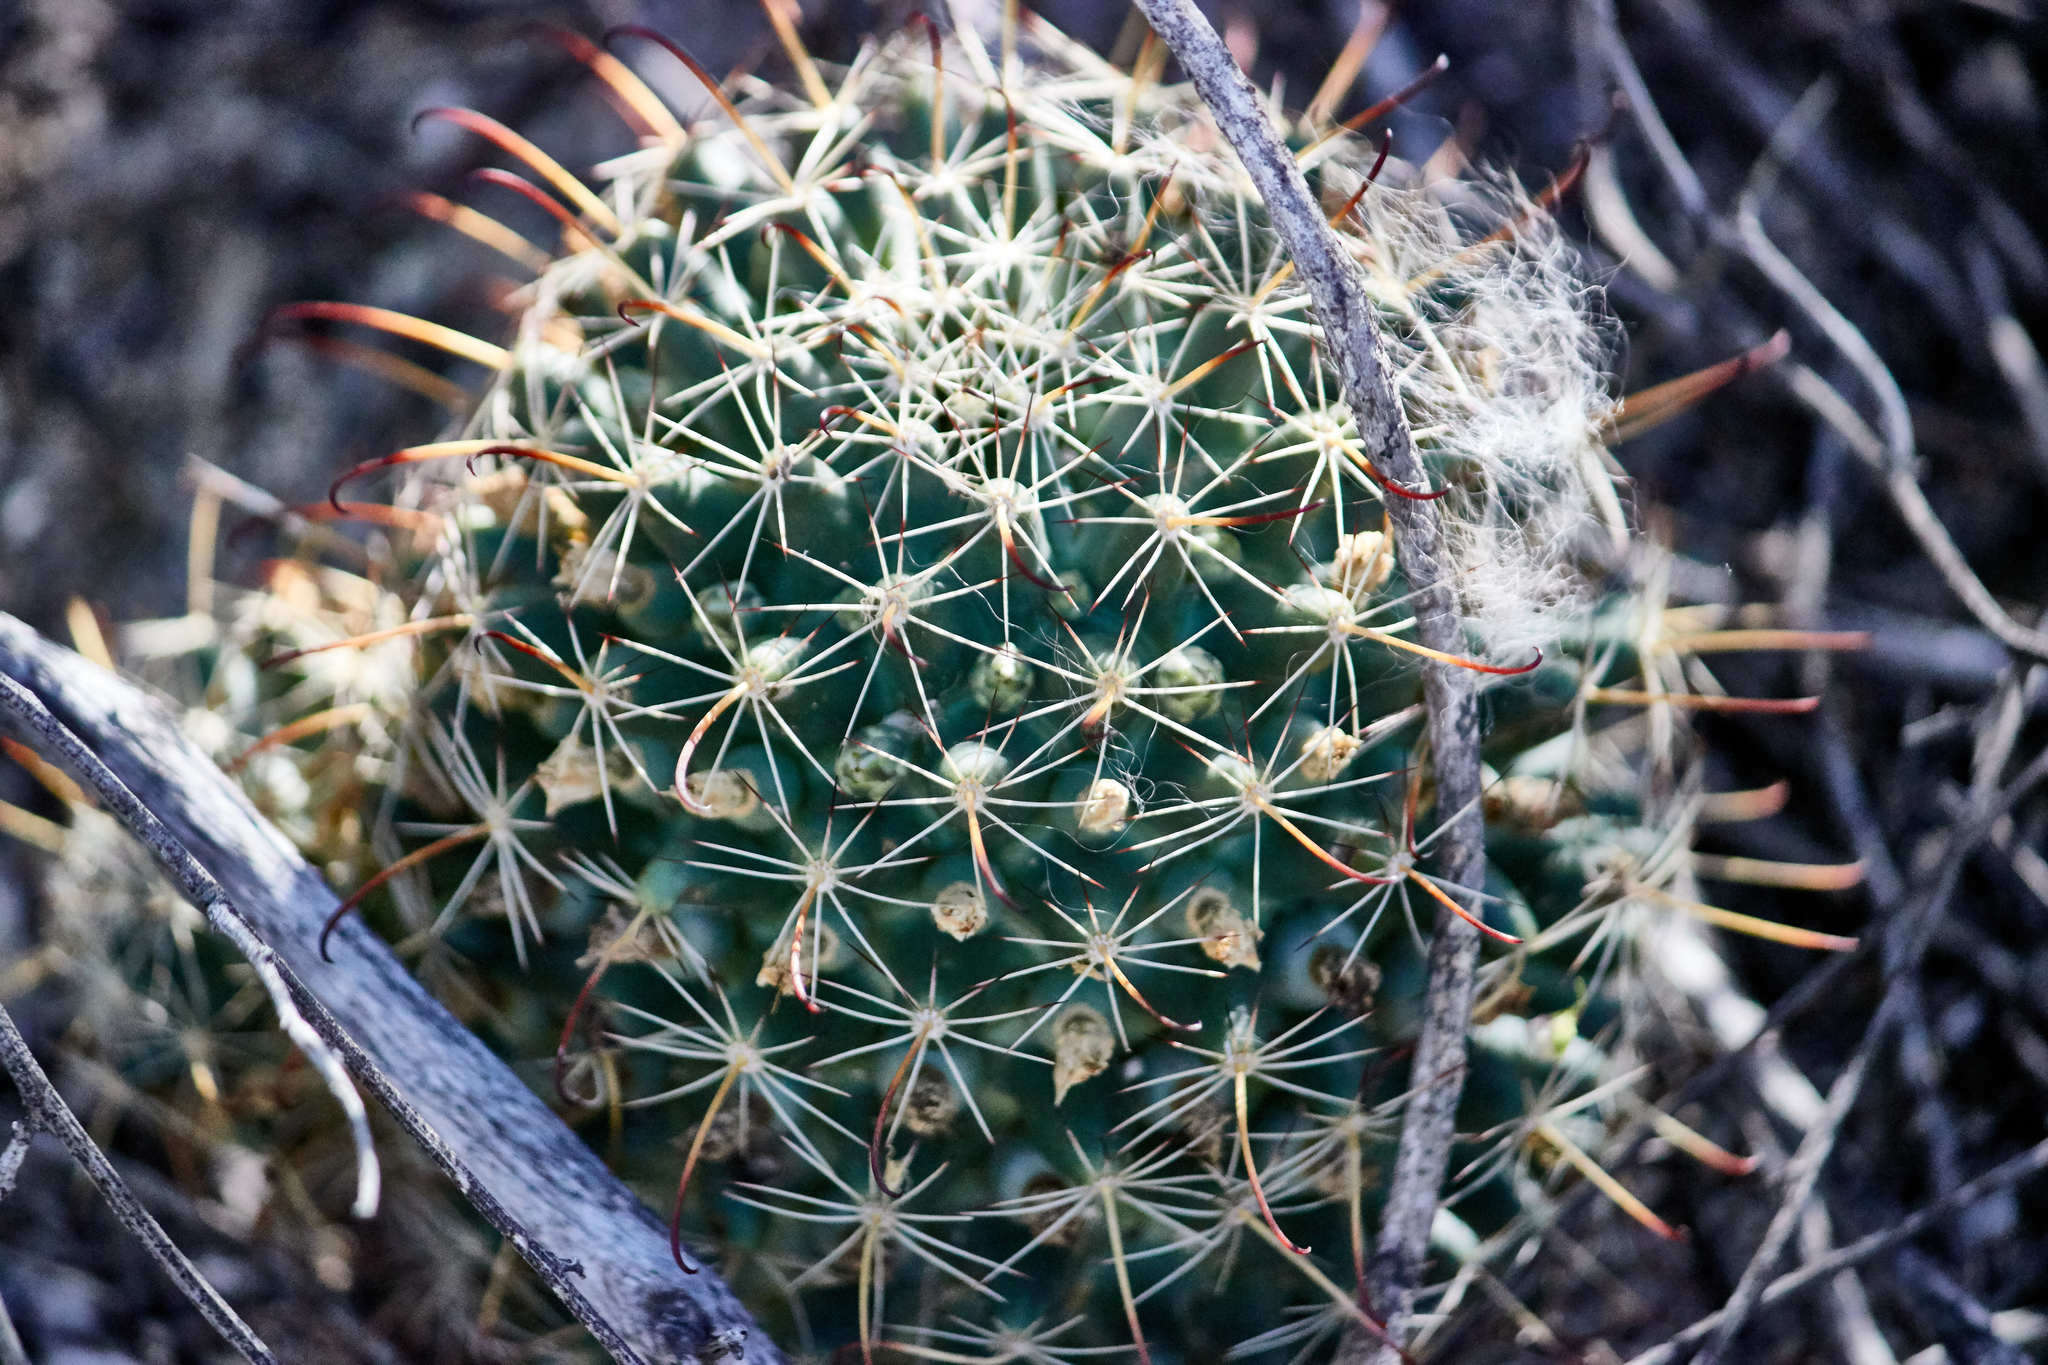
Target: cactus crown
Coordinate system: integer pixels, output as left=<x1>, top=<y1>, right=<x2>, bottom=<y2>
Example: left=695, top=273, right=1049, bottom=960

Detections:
left=116, top=15, right=1798, bottom=1363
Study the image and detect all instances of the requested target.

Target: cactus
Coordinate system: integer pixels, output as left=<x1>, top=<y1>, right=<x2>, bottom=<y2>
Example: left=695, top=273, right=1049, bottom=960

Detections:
left=80, top=12, right=1867, bottom=1362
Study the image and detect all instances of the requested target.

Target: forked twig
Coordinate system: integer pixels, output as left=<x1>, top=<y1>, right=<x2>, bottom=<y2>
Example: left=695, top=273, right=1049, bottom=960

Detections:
left=0, top=670, right=381, bottom=1222
left=0, top=613, right=777, bottom=1365
left=1626, top=1134, right=2048, bottom=1365
left=1123, top=2, right=1489, bottom=1355
left=0, top=1003, right=277, bottom=1364
left=0, top=1122, right=27, bottom=1201
left=0, top=1288, right=22, bottom=1365
left=1677, top=737, right=2048, bottom=1365
left=1589, top=0, right=2048, bottom=662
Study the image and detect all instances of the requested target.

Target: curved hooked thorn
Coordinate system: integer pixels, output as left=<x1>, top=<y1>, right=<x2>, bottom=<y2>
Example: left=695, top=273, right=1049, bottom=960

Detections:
left=327, top=458, right=403, bottom=514
left=674, top=685, right=748, bottom=815
left=788, top=896, right=823, bottom=1015
left=468, top=167, right=597, bottom=247
left=605, top=26, right=798, bottom=195
left=765, top=223, right=890, bottom=310
left=261, top=301, right=511, bottom=374
left=478, top=629, right=588, bottom=689
left=1260, top=800, right=1411, bottom=897
left=270, top=325, right=478, bottom=409
left=317, top=825, right=487, bottom=962
left=996, top=520, right=1064, bottom=593
left=325, top=454, right=408, bottom=513
left=261, top=614, right=471, bottom=672
left=317, top=900, right=358, bottom=965
left=668, top=1064, right=743, bottom=1273
left=327, top=440, right=574, bottom=514
left=458, top=443, right=633, bottom=484
left=553, top=954, right=618, bottom=1106
left=1108, top=961, right=1198, bottom=1033
left=869, top=1048, right=918, bottom=1197
left=963, top=804, right=1018, bottom=912
left=1338, top=621, right=1541, bottom=676
left=1468, top=647, right=1543, bottom=677
left=603, top=25, right=700, bottom=71
left=618, top=297, right=770, bottom=361
left=520, top=23, right=688, bottom=146
left=1236, top=1071, right=1310, bottom=1257
left=668, top=1194, right=703, bottom=1276
left=413, top=106, right=623, bottom=236
left=1349, top=450, right=1449, bottom=502
left=1405, top=868, right=1521, bottom=945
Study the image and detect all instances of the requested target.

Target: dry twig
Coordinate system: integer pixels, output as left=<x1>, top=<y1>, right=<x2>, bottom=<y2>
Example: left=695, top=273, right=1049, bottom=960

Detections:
left=1124, top=2, right=1487, bottom=1355
left=0, top=668, right=381, bottom=1220
left=1675, top=736, right=2048, bottom=1365
left=1587, top=0, right=2048, bottom=662
left=0, top=1002, right=277, bottom=1364
left=1627, top=1134, right=2048, bottom=1365
left=0, top=613, right=778, bottom=1365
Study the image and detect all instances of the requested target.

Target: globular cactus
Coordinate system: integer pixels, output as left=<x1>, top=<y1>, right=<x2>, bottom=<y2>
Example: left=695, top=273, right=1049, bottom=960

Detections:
left=100, top=11, right=1863, bottom=1362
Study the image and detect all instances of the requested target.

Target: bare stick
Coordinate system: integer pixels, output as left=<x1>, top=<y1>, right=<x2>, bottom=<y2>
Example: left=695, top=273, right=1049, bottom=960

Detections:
left=1123, top=2, right=1486, bottom=1354
left=0, top=614, right=778, bottom=1365
left=1626, top=1134, right=2048, bottom=1365
left=1588, top=0, right=2048, bottom=661
left=0, top=1121, right=26, bottom=1202
left=1732, top=214, right=2048, bottom=661
left=0, top=1002, right=277, bottom=1364
left=0, top=1289, right=23, bottom=1365
left=1684, top=736, right=2048, bottom=1365
left=0, top=670, right=381, bottom=1221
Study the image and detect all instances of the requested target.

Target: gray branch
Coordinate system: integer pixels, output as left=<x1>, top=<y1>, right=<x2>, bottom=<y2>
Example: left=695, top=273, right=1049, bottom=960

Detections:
left=1124, top=2, right=1486, bottom=1355
left=1626, top=1134, right=2048, bottom=1365
left=0, top=1122, right=27, bottom=1202
left=1587, top=0, right=2048, bottom=662
left=0, top=1288, right=23, bottom=1365
left=0, top=668, right=380, bottom=1222
left=1679, top=736, right=2048, bottom=1365
left=0, top=1002, right=277, bottom=1364
left=0, top=612, right=778, bottom=1365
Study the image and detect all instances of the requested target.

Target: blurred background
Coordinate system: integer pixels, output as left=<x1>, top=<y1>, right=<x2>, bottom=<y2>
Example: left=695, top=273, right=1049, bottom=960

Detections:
left=3, top=0, right=2046, bottom=1360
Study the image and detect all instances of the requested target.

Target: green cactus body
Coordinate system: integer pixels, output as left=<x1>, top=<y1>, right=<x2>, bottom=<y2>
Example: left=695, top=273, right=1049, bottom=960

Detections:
left=111, top=19, right=1800, bottom=1363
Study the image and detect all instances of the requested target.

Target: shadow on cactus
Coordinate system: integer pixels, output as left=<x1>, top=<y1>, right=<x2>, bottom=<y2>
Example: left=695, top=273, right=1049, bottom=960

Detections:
left=108, top=8, right=1872, bottom=1362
